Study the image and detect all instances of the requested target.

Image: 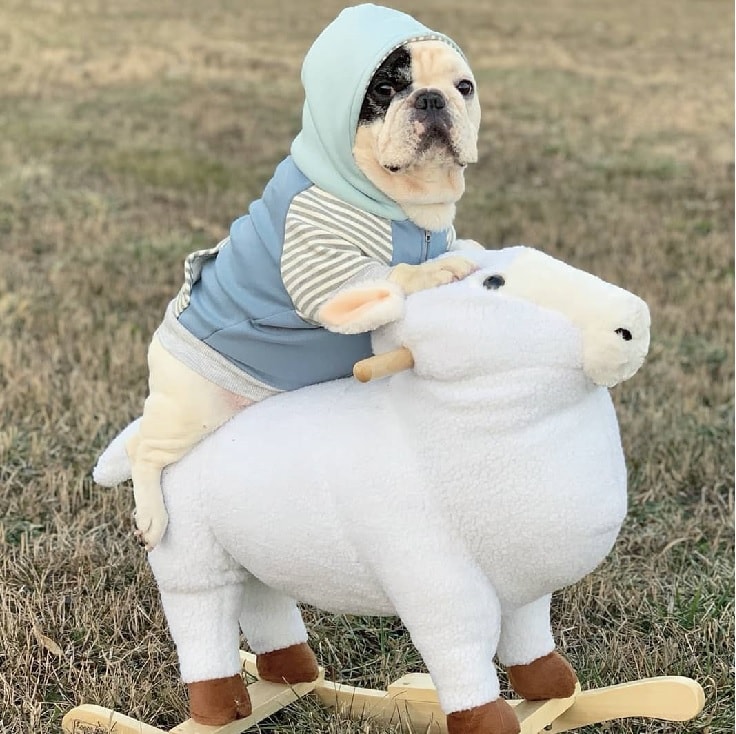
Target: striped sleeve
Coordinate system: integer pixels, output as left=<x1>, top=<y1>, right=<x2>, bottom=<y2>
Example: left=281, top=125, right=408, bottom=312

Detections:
left=282, top=187, right=393, bottom=323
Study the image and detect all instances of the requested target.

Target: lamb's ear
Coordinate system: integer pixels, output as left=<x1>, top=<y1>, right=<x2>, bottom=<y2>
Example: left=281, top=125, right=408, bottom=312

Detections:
left=318, top=281, right=405, bottom=334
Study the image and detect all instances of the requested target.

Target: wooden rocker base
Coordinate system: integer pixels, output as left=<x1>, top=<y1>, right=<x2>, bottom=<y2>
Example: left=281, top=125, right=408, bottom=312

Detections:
left=62, top=650, right=705, bottom=734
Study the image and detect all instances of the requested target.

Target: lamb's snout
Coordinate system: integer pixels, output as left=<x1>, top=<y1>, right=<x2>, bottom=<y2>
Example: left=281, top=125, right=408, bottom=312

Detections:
left=584, top=299, right=651, bottom=388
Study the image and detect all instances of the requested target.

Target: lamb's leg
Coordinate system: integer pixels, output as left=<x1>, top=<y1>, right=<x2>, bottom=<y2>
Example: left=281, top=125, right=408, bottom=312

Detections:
left=158, top=584, right=252, bottom=725
left=361, top=525, right=518, bottom=734
left=496, top=594, right=577, bottom=701
left=237, top=577, right=319, bottom=684
left=396, top=574, right=519, bottom=734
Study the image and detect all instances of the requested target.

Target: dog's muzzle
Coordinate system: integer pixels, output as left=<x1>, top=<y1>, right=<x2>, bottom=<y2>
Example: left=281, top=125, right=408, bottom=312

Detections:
left=412, top=89, right=452, bottom=129
left=410, top=89, right=457, bottom=161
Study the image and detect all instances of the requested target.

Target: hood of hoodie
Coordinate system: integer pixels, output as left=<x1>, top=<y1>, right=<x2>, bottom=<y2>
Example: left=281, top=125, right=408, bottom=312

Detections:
left=290, top=4, right=464, bottom=222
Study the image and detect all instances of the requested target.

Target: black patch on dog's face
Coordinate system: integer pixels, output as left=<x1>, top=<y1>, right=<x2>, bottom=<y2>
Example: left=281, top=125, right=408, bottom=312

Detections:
left=359, top=46, right=412, bottom=125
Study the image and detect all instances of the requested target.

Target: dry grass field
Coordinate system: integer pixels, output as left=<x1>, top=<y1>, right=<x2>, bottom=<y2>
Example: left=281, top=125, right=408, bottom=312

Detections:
left=0, top=0, right=733, bottom=732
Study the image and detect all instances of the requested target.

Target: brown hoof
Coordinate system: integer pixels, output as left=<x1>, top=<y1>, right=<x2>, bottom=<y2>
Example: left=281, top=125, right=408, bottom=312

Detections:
left=188, top=673, right=252, bottom=725
left=256, top=642, right=319, bottom=684
left=446, top=698, right=520, bottom=734
left=507, top=651, right=578, bottom=701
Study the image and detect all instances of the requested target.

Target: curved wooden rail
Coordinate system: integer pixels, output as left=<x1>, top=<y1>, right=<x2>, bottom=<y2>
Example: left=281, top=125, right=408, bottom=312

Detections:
left=62, top=650, right=705, bottom=734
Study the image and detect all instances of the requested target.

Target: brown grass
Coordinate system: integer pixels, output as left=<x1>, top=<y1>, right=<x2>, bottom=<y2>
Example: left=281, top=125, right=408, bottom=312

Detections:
left=0, top=0, right=733, bottom=732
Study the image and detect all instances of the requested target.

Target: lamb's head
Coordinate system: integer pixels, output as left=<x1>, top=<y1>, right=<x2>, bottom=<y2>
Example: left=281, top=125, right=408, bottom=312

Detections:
left=460, top=247, right=650, bottom=387
left=485, top=247, right=651, bottom=387
left=319, top=246, right=650, bottom=388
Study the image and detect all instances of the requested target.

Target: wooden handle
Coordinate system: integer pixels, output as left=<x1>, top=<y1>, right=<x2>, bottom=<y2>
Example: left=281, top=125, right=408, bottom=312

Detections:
left=353, top=347, right=414, bottom=382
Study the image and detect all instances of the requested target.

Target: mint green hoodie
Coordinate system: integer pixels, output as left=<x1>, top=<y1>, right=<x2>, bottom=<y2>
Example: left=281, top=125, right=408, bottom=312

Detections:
left=291, top=3, right=463, bottom=221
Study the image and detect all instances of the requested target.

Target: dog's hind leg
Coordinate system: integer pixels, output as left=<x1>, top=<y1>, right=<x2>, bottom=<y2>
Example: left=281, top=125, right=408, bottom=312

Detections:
left=127, top=336, right=251, bottom=549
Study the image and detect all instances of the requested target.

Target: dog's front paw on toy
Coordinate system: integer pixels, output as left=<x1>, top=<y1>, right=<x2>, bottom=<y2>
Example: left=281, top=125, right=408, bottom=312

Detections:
left=446, top=698, right=520, bottom=734
left=256, top=642, right=320, bottom=684
left=388, top=256, right=477, bottom=295
left=507, top=651, right=578, bottom=701
left=188, top=674, right=252, bottom=725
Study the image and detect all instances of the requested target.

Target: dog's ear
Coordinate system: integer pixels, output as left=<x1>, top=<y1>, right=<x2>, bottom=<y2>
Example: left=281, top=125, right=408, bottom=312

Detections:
left=318, top=282, right=405, bottom=334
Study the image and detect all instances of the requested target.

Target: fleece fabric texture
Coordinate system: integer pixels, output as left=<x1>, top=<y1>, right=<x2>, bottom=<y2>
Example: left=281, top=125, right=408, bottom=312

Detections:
left=291, top=3, right=462, bottom=219
left=96, top=247, right=650, bottom=714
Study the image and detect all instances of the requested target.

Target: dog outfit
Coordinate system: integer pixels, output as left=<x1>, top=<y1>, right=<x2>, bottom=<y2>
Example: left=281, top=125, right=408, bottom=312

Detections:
left=159, top=158, right=455, bottom=399
left=128, top=4, right=468, bottom=547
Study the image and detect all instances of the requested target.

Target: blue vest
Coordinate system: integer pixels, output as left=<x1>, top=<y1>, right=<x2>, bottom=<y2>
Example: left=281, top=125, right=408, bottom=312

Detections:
left=178, top=157, right=450, bottom=391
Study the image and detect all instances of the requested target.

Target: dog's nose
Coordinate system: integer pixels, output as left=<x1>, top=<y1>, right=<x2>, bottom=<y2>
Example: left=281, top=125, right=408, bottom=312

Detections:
left=414, top=90, right=446, bottom=111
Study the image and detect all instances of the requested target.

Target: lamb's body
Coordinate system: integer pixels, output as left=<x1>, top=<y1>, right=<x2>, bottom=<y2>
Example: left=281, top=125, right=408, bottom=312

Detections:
left=97, top=246, right=650, bottom=717
left=156, top=362, right=625, bottom=614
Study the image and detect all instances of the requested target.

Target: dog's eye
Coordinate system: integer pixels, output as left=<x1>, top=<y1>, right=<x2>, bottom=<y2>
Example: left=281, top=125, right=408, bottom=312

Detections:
left=373, top=82, right=395, bottom=99
left=483, top=274, right=505, bottom=289
left=456, top=79, right=475, bottom=97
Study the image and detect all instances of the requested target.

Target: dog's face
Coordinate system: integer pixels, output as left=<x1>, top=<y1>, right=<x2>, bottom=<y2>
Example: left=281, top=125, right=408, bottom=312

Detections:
left=353, top=40, right=481, bottom=229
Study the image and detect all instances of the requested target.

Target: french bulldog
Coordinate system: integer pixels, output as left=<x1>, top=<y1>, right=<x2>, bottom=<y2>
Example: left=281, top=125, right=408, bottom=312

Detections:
left=122, top=6, right=483, bottom=554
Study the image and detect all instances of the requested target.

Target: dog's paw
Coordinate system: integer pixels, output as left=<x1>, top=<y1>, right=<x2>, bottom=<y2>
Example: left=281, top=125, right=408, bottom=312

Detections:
left=133, top=506, right=169, bottom=551
left=389, top=256, right=477, bottom=295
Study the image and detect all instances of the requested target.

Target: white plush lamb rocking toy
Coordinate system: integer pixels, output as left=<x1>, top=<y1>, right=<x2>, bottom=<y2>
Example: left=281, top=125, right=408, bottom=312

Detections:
left=64, top=245, right=705, bottom=734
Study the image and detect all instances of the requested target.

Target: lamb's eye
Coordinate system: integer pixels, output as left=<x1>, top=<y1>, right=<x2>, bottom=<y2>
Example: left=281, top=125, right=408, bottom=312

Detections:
left=483, top=274, right=505, bottom=289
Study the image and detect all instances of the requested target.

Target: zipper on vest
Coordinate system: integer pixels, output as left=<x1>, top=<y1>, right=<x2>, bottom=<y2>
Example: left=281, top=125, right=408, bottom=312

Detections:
left=422, top=229, right=430, bottom=261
